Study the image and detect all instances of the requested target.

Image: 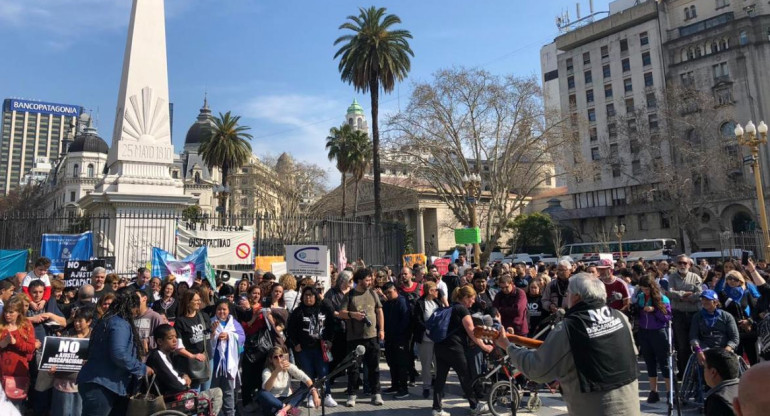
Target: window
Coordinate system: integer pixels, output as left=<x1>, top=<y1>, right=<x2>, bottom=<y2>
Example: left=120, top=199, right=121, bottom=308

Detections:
left=715, top=0, right=728, bottom=9
left=721, top=121, right=737, bottom=139
left=721, top=38, right=729, bottom=50
left=568, top=76, right=575, bottom=89
left=73, top=164, right=79, bottom=177
left=739, top=31, right=749, bottom=46
left=712, top=62, right=729, bottom=81
left=603, top=64, right=611, bottom=79
left=632, top=160, right=642, bottom=175
left=625, top=98, right=635, bottom=113
left=649, top=113, right=659, bottom=131
left=585, top=70, right=593, bottom=84
left=715, top=86, right=734, bottom=106
left=622, top=58, right=630, bottom=72
left=566, top=58, right=574, bottom=73
left=685, top=5, right=696, bottom=20
left=620, top=39, right=628, bottom=53
left=194, top=172, right=201, bottom=184
left=583, top=52, right=591, bottom=65
left=630, top=139, right=640, bottom=156
left=586, top=89, right=595, bottom=104
left=661, top=212, right=671, bottom=229
left=646, top=92, right=657, bottom=109
left=610, top=143, right=619, bottom=159
left=681, top=71, right=695, bottom=87
left=612, top=164, right=621, bottom=177
left=628, top=118, right=637, bottom=132
left=601, top=45, right=609, bottom=60
left=172, top=170, right=179, bottom=179
left=624, top=78, right=633, bottom=93
left=70, top=191, right=76, bottom=202
left=569, top=94, right=577, bottom=109
left=591, top=147, right=600, bottom=161
left=642, top=51, right=651, bottom=66
left=604, top=84, right=613, bottom=98
left=608, top=122, right=618, bottom=138
left=638, top=214, right=648, bottom=231
left=639, top=32, right=649, bottom=46
left=644, top=72, right=654, bottom=87
left=87, top=164, right=94, bottom=178
left=606, top=103, right=616, bottom=118
left=590, top=127, right=598, bottom=141
left=588, top=108, right=596, bottom=122
left=571, top=113, right=578, bottom=126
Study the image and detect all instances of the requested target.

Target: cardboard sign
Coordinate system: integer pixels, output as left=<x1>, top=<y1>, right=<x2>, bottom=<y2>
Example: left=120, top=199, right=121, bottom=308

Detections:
left=433, top=258, right=451, bottom=275
left=402, top=253, right=427, bottom=268
left=285, top=246, right=330, bottom=277
left=39, top=336, right=89, bottom=373
left=454, top=227, right=481, bottom=244
left=63, top=261, right=94, bottom=289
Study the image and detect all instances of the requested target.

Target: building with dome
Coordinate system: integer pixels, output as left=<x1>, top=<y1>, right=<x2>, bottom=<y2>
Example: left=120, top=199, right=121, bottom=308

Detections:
left=346, top=98, right=368, bottom=133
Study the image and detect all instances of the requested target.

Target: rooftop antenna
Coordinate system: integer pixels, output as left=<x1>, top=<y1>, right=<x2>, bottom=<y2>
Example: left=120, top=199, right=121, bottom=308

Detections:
left=576, top=2, right=581, bottom=20
left=590, top=0, right=594, bottom=14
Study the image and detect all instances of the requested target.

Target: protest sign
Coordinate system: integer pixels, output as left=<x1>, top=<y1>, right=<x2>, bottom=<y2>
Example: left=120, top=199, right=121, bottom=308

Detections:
left=0, top=249, right=27, bottom=280
left=402, top=253, right=427, bottom=268
left=214, top=268, right=254, bottom=284
left=433, top=258, right=451, bottom=275
left=41, top=231, right=93, bottom=274
left=63, top=261, right=94, bottom=288
left=177, top=223, right=253, bottom=266
left=39, top=336, right=89, bottom=373
left=286, top=245, right=330, bottom=277
left=255, top=256, right=284, bottom=272
left=271, top=262, right=287, bottom=276
left=152, top=246, right=213, bottom=287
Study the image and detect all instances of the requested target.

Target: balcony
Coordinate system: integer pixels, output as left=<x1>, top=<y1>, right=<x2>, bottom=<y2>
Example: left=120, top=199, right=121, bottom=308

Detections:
left=671, top=12, right=734, bottom=40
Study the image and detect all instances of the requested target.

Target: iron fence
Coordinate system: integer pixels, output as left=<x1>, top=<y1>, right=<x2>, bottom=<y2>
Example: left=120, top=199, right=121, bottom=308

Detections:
left=0, top=212, right=406, bottom=273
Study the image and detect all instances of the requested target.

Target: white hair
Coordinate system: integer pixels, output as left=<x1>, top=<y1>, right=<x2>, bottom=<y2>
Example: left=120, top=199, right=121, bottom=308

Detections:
left=558, top=259, right=572, bottom=269
left=336, top=270, right=353, bottom=289
left=567, top=273, right=606, bottom=303
left=676, top=254, right=691, bottom=264
left=91, top=267, right=107, bottom=277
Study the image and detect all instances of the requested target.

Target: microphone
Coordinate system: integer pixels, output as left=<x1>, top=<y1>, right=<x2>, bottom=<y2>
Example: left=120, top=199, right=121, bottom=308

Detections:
left=555, top=308, right=566, bottom=318
left=481, top=315, right=494, bottom=327
left=354, top=345, right=366, bottom=357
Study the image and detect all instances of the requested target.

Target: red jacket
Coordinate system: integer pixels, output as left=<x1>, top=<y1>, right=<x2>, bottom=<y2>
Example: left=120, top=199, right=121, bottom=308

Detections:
left=492, top=288, right=529, bottom=336
left=0, top=325, right=36, bottom=377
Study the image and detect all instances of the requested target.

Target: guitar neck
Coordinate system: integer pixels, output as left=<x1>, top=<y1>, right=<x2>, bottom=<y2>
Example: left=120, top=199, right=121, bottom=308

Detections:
left=505, top=334, right=543, bottom=349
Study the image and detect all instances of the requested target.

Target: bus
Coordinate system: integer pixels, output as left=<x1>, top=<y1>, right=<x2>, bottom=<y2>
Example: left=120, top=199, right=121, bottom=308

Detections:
left=560, top=238, right=677, bottom=262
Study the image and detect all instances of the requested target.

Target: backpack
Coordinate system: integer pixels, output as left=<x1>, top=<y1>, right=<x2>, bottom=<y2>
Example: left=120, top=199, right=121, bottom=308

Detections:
left=425, top=305, right=458, bottom=343
left=399, top=283, right=422, bottom=309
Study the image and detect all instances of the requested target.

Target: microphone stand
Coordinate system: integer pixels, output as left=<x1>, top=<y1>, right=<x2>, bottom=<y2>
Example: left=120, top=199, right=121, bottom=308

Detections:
left=666, top=321, right=682, bottom=416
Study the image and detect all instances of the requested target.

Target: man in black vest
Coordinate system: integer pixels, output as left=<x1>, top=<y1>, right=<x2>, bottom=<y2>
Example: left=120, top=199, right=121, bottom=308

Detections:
left=493, top=273, right=640, bottom=416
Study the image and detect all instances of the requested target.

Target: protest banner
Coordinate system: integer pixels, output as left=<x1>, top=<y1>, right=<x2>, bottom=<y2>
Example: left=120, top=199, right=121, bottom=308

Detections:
left=286, top=245, right=330, bottom=277
left=433, top=258, right=451, bottom=275
left=214, top=268, right=254, bottom=284
left=41, top=231, right=93, bottom=274
left=402, top=253, right=427, bottom=268
left=152, top=246, right=213, bottom=287
left=39, top=336, right=89, bottom=373
left=255, top=256, right=284, bottom=272
left=177, top=223, right=253, bottom=266
left=63, top=261, right=94, bottom=288
left=271, top=261, right=287, bottom=276
left=0, top=249, right=28, bottom=279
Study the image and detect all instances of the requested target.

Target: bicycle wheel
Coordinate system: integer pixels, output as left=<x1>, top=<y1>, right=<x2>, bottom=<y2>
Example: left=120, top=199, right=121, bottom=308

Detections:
left=488, top=380, right=519, bottom=416
left=471, top=374, right=496, bottom=399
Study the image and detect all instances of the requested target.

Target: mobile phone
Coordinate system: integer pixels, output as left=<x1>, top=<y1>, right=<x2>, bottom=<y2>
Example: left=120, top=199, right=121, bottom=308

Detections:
left=742, top=251, right=750, bottom=266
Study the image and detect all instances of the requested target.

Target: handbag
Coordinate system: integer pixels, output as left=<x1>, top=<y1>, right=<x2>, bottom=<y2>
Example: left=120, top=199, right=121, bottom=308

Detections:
left=127, top=375, right=166, bottom=416
left=2, top=375, right=30, bottom=400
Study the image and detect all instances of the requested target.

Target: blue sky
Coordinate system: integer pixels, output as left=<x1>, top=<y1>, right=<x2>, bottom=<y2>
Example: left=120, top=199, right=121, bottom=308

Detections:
left=0, top=0, right=613, bottom=181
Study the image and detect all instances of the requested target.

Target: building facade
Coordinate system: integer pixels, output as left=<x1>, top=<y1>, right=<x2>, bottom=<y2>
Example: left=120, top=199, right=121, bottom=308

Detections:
left=0, top=98, right=83, bottom=196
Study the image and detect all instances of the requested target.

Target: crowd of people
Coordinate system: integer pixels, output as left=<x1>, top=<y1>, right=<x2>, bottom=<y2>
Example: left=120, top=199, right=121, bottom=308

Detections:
left=0, top=252, right=770, bottom=416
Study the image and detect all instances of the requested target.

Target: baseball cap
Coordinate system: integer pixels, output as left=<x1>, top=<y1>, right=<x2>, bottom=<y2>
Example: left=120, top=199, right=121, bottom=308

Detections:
left=700, top=290, right=718, bottom=301
left=596, top=259, right=613, bottom=268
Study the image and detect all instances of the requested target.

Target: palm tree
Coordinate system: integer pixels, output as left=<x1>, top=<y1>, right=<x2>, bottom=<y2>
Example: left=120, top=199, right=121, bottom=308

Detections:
left=325, top=124, right=355, bottom=217
left=348, top=128, right=372, bottom=218
left=334, top=6, right=413, bottom=225
left=199, top=111, right=253, bottom=217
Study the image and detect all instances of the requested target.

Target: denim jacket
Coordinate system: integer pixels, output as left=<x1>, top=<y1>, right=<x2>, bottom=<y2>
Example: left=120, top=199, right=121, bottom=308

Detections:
left=77, top=315, right=146, bottom=395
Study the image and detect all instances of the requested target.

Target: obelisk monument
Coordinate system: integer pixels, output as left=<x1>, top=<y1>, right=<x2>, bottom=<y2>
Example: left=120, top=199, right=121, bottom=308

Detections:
left=81, top=0, right=193, bottom=274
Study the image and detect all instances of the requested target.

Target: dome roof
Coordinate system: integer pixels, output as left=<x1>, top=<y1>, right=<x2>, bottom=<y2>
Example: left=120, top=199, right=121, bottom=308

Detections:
left=347, top=98, right=364, bottom=115
left=68, top=126, right=108, bottom=154
left=185, top=96, right=213, bottom=147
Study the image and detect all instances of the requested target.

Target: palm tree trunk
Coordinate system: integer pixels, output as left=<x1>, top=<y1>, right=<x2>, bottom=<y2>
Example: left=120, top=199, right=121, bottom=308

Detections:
left=369, top=78, right=381, bottom=226
left=340, top=173, right=347, bottom=217
left=353, top=179, right=360, bottom=218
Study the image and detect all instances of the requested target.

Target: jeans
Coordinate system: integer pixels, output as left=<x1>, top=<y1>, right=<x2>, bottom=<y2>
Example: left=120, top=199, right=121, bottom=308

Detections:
left=52, top=389, right=83, bottom=416
left=346, top=338, right=381, bottom=395
left=433, top=344, right=476, bottom=411
left=384, top=340, right=410, bottom=393
left=79, top=383, right=125, bottom=416
left=211, top=374, right=235, bottom=416
left=296, top=347, right=330, bottom=393
left=256, top=387, right=308, bottom=416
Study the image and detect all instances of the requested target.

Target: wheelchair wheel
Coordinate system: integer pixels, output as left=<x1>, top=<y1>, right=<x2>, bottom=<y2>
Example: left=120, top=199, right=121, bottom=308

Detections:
left=527, top=394, right=542, bottom=412
left=150, top=411, right=188, bottom=416
left=471, top=374, right=496, bottom=399
left=488, top=380, right=519, bottom=416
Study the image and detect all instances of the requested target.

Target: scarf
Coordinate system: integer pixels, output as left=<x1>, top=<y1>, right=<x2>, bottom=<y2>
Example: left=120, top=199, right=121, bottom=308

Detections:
left=724, top=286, right=750, bottom=318
left=213, top=316, right=240, bottom=388
left=700, top=308, right=722, bottom=328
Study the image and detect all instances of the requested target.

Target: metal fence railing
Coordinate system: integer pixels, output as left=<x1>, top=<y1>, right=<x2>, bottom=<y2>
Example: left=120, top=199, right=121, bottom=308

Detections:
left=0, top=212, right=406, bottom=273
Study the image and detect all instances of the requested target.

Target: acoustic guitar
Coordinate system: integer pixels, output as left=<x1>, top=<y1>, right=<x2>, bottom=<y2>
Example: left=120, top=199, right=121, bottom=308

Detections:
left=473, top=326, right=543, bottom=349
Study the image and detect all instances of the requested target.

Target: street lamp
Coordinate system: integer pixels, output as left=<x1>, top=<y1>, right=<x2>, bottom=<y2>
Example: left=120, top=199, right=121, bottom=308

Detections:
left=462, top=172, right=482, bottom=265
left=613, top=223, right=626, bottom=261
left=735, top=120, right=770, bottom=260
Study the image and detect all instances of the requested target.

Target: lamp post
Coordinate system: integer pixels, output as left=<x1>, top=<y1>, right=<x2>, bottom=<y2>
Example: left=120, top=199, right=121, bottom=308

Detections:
left=462, top=172, right=482, bottom=265
left=613, top=223, right=626, bottom=261
left=735, top=120, right=770, bottom=261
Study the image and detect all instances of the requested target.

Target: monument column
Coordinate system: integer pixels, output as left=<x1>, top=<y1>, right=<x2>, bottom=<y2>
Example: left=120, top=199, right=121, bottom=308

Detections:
left=416, top=208, right=426, bottom=255
left=80, top=0, right=193, bottom=274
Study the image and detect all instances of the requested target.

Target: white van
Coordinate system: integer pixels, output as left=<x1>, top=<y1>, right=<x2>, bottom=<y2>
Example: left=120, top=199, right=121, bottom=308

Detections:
left=690, top=249, right=752, bottom=265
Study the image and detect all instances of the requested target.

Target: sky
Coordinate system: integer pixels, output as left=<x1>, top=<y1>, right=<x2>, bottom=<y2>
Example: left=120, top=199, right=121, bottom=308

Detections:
left=0, top=0, right=615, bottom=184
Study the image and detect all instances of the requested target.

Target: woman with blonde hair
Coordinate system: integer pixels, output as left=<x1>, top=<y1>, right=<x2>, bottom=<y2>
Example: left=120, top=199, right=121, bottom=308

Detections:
left=716, top=268, right=762, bottom=364
left=432, top=285, right=493, bottom=416
left=257, top=345, right=320, bottom=416
left=279, top=274, right=299, bottom=311
left=0, top=296, right=36, bottom=411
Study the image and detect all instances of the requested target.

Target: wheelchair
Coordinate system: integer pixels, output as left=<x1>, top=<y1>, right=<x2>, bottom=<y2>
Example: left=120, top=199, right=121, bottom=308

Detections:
left=678, top=350, right=749, bottom=407
left=149, top=390, right=215, bottom=416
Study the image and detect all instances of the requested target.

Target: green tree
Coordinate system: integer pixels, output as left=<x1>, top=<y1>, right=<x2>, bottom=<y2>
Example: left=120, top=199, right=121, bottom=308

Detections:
left=507, top=213, right=556, bottom=254
left=325, top=124, right=356, bottom=217
left=199, top=111, right=253, bottom=216
left=334, top=6, right=414, bottom=225
left=348, top=128, right=372, bottom=218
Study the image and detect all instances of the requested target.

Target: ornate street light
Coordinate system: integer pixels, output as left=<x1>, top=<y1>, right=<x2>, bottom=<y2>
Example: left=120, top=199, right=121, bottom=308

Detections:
left=613, top=223, right=626, bottom=261
left=462, top=172, right=482, bottom=265
left=735, top=120, right=770, bottom=260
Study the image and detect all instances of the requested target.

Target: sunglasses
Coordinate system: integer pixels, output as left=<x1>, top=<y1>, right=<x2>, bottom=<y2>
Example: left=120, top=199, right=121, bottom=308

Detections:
left=272, top=354, right=287, bottom=360
left=726, top=277, right=743, bottom=283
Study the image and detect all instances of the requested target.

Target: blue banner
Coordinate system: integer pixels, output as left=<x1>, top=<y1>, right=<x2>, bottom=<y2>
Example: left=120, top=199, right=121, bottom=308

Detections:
left=40, top=232, right=94, bottom=274
left=152, top=246, right=213, bottom=287
left=0, top=249, right=28, bottom=280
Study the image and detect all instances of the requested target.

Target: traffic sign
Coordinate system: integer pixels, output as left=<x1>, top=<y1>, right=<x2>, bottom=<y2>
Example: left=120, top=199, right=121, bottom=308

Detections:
left=236, top=243, right=251, bottom=260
